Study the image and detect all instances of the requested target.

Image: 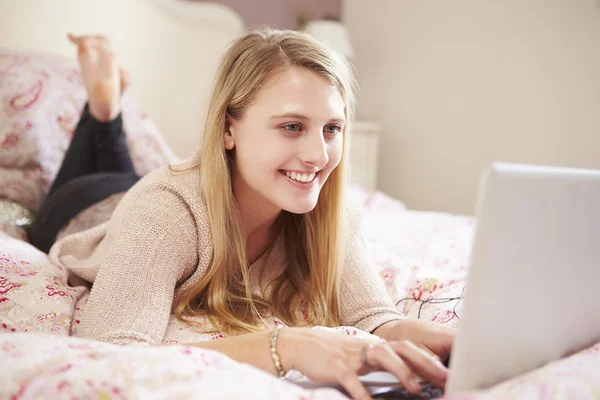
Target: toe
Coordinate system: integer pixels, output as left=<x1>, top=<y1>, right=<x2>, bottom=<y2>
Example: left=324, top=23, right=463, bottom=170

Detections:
left=119, top=67, right=131, bottom=94
left=67, top=33, right=79, bottom=44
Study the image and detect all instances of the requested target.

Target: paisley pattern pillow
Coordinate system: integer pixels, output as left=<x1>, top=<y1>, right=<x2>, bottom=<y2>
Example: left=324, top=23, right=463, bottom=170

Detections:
left=0, top=50, right=177, bottom=211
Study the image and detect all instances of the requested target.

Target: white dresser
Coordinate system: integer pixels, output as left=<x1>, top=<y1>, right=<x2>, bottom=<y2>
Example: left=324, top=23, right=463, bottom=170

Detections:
left=348, top=121, right=382, bottom=192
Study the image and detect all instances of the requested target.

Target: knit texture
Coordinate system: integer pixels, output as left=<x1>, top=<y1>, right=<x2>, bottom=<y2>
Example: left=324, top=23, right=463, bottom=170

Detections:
left=49, top=165, right=404, bottom=345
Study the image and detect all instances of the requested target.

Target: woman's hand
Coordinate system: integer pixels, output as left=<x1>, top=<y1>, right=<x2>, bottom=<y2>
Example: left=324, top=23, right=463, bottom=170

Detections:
left=189, top=322, right=452, bottom=400
left=277, top=327, right=448, bottom=400
left=373, top=319, right=455, bottom=365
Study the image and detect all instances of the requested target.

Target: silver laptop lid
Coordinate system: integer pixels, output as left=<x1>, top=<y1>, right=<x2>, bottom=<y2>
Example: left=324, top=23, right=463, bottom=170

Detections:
left=446, top=163, right=600, bottom=394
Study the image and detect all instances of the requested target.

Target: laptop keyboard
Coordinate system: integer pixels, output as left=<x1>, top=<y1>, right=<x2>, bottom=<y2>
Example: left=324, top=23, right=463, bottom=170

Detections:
left=371, top=383, right=443, bottom=399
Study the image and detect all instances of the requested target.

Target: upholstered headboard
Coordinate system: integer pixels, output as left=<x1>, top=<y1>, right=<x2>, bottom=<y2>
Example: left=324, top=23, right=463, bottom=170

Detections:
left=0, top=0, right=245, bottom=158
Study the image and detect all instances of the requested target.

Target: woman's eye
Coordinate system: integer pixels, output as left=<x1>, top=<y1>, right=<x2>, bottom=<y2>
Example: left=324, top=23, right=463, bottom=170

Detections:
left=284, top=123, right=301, bottom=132
left=325, top=125, right=342, bottom=135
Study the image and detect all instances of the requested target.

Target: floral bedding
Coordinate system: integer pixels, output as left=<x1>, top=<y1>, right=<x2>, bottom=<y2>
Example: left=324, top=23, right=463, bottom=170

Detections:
left=2, top=198, right=600, bottom=399
left=2, top=50, right=600, bottom=399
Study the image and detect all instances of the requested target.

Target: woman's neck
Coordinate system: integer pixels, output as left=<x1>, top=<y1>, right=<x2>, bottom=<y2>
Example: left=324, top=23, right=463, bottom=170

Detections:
left=233, top=184, right=282, bottom=264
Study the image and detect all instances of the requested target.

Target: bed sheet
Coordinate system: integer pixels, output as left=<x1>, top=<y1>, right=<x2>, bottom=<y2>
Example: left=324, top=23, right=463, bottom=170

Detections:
left=2, top=189, right=600, bottom=399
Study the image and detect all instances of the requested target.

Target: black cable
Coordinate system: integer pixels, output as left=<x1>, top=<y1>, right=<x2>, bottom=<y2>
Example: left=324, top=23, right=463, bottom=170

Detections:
left=452, top=286, right=467, bottom=321
left=394, top=286, right=466, bottom=320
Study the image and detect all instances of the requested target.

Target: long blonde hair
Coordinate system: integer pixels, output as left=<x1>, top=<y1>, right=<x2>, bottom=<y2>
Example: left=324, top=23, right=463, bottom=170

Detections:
left=172, top=28, right=357, bottom=333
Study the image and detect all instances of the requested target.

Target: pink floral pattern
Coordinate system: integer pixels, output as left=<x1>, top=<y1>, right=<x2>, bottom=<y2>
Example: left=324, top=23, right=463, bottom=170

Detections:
left=0, top=332, right=347, bottom=400
left=0, top=232, right=87, bottom=336
left=2, top=200, right=600, bottom=399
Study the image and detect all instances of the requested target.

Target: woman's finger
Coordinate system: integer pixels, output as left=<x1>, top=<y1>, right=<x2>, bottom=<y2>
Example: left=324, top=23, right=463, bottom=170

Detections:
left=365, top=343, right=422, bottom=394
left=389, top=340, right=448, bottom=388
left=336, top=365, right=372, bottom=400
left=419, top=345, right=440, bottom=359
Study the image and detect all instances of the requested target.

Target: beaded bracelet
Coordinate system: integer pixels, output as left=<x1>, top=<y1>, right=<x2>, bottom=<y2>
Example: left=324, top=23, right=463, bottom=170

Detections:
left=269, top=325, right=286, bottom=377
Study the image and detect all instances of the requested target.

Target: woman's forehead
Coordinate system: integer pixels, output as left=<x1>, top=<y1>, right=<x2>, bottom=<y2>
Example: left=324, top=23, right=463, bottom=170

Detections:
left=245, top=67, right=345, bottom=121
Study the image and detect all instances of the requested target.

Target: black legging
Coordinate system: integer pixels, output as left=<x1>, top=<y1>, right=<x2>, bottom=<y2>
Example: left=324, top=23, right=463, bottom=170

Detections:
left=28, top=104, right=140, bottom=253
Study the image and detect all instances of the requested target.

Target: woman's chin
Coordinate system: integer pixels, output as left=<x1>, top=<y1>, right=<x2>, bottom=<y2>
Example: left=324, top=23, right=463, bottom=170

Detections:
left=281, top=200, right=318, bottom=215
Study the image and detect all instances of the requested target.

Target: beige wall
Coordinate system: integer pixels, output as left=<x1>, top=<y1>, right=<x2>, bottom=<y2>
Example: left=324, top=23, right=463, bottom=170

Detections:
left=344, top=0, right=600, bottom=214
left=0, top=0, right=243, bottom=159
left=209, top=0, right=341, bottom=29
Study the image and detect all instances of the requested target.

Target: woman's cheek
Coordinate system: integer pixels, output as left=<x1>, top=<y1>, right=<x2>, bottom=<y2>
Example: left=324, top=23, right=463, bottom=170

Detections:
left=328, top=140, right=344, bottom=169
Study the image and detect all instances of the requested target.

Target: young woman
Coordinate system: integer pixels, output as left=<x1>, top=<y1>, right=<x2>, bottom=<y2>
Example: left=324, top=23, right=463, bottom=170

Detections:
left=28, top=30, right=453, bottom=399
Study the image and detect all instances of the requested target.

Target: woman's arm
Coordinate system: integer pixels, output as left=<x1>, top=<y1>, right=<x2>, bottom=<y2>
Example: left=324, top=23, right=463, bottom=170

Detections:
left=68, top=184, right=199, bottom=344
left=188, top=329, right=278, bottom=374
left=184, top=327, right=448, bottom=399
left=338, top=209, right=406, bottom=332
left=337, top=209, right=454, bottom=363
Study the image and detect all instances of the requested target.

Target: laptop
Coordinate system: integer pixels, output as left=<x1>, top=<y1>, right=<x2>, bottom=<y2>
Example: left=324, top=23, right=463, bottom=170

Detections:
left=296, top=162, right=600, bottom=398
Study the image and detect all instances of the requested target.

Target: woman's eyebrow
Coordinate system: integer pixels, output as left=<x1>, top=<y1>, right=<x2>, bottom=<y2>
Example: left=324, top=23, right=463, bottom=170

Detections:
left=269, top=112, right=310, bottom=120
left=269, top=112, right=345, bottom=122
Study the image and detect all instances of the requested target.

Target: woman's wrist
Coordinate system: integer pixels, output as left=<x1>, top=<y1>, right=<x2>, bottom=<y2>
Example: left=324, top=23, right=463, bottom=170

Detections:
left=372, top=319, right=406, bottom=341
left=269, top=325, right=286, bottom=377
left=275, top=326, right=305, bottom=373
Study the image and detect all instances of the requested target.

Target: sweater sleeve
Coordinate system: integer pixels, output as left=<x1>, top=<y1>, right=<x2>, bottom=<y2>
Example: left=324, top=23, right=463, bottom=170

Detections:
left=74, top=185, right=199, bottom=345
left=339, top=209, right=405, bottom=333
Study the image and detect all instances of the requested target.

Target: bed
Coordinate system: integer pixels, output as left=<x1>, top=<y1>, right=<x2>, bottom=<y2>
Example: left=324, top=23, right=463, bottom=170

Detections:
left=1, top=1, right=600, bottom=399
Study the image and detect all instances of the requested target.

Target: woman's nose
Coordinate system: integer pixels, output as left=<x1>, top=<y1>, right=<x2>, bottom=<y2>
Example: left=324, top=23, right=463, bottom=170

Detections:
left=301, top=131, right=329, bottom=168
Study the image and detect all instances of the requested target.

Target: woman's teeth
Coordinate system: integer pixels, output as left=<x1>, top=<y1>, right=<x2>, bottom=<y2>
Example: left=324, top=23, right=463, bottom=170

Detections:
left=284, top=171, right=316, bottom=183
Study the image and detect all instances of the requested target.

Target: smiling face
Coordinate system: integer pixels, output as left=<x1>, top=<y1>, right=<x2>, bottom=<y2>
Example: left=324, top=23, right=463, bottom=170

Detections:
left=225, top=66, right=346, bottom=217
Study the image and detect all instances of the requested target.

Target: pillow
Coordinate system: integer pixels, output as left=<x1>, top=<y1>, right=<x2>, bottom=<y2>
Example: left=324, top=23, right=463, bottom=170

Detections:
left=0, top=197, right=34, bottom=226
left=0, top=220, right=28, bottom=242
left=0, top=197, right=34, bottom=241
left=0, top=231, right=86, bottom=335
left=0, top=49, right=177, bottom=211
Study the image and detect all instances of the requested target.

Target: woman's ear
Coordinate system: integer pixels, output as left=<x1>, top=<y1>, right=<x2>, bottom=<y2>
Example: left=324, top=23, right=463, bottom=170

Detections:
left=224, top=114, right=235, bottom=150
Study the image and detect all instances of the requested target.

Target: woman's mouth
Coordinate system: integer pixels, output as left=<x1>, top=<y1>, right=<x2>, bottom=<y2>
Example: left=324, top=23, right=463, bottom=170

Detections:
left=279, top=170, right=319, bottom=188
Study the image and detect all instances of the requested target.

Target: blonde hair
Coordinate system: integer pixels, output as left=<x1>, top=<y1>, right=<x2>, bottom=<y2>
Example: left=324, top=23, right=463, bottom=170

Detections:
left=172, top=28, right=357, bottom=333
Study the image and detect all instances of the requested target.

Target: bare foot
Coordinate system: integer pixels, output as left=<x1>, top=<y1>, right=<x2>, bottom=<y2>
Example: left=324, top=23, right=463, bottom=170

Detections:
left=119, top=66, right=130, bottom=95
left=68, top=33, right=129, bottom=122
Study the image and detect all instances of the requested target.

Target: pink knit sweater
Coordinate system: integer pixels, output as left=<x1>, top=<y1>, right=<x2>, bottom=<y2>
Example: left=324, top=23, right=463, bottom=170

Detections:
left=49, top=165, right=404, bottom=345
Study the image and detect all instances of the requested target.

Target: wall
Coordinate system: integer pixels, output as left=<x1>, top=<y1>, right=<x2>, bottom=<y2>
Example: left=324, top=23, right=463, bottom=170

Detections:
left=0, top=0, right=243, bottom=159
left=209, top=0, right=341, bottom=29
left=344, top=0, right=600, bottom=214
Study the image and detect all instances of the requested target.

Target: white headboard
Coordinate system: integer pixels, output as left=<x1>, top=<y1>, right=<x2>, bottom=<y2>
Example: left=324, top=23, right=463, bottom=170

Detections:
left=0, top=0, right=244, bottom=159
